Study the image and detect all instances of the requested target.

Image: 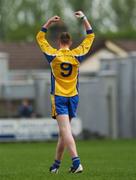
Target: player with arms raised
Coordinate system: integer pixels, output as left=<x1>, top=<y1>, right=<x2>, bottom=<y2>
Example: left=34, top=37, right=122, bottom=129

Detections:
left=36, top=11, right=95, bottom=173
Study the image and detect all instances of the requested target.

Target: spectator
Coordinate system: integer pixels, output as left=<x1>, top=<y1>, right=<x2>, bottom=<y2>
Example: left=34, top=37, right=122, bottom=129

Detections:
left=18, top=99, right=33, bottom=118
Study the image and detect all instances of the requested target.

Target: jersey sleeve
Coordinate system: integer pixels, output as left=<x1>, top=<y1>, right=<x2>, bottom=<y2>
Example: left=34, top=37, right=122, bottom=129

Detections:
left=71, top=29, right=95, bottom=63
left=36, top=28, right=57, bottom=63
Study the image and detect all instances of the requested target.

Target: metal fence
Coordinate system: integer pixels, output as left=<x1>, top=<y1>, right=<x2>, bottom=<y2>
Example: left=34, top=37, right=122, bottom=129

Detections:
left=1, top=55, right=136, bottom=139
left=28, top=54, right=136, bottom=139
left=101, top=54, right=136, bottom=138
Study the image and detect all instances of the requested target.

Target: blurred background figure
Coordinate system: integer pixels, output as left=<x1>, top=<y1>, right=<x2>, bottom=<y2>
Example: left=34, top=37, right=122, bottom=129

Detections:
left=18, top=99, right=33, bottom=118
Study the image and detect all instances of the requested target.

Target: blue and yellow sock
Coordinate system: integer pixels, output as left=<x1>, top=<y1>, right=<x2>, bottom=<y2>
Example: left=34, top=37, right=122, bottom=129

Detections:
left=72, top=157, right=80, bottom=168
left=52, top=160, right=61, bottom=169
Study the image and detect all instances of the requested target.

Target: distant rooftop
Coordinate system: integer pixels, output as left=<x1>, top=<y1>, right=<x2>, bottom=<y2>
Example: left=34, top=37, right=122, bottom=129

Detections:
left=0, top=39, right=136, bottom=70
left=0, top=42, right=48, bottom=70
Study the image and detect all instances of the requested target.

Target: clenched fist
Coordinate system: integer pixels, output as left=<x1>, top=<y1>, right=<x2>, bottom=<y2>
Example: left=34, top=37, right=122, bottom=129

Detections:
left=48, top=16, right=61, bottom=23
left=75, top=11, right=85, bottom=19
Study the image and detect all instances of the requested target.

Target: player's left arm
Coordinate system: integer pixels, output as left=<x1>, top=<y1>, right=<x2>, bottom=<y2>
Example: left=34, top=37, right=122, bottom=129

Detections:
left=36, top=16, right=60, bottom=63
left=72, top=11, right=95, bottom=63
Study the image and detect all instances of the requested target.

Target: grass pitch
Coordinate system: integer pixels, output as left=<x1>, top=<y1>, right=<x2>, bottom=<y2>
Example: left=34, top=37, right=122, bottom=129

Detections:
left=0, top=140, right=136, bottom=180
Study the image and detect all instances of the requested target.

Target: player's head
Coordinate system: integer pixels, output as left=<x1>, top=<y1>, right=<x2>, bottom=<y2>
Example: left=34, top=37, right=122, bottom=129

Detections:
left=58, top=32, right=72, bottom=48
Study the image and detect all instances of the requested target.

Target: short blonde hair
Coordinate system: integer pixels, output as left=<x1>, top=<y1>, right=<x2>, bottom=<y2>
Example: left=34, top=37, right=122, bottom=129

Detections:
left=59, top=32, right=71, bottom=45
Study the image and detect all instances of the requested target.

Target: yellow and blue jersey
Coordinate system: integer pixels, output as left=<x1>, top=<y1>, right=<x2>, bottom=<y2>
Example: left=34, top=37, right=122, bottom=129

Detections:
left=36, top=27, right=95, bottom=97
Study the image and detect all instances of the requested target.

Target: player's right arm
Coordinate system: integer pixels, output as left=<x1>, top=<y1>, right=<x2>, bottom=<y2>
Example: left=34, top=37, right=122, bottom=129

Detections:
left=36, top=16, right=60, bottom=63
left=72, top=11, right=95, bottom=63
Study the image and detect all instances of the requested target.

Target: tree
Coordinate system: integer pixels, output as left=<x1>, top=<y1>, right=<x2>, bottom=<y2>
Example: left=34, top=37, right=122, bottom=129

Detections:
left=7, top=0, right=45, bottom=41
left=0, top=0, right=16, bottom=41
left=0, top=0, right=136, bottom=41
left=111, top=0, right=136, bottom=31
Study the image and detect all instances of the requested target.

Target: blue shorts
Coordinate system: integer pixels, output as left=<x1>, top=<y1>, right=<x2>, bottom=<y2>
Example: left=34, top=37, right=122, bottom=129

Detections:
left=51, top=95, right=79, bottom=119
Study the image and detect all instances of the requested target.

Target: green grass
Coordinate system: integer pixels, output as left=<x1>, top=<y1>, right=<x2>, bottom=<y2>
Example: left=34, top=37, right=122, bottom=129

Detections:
left=0, top=140, right=136, bottom=180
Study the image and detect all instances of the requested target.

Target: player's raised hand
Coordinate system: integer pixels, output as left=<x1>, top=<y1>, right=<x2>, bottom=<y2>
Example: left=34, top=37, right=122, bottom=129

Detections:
left=49, top=16, right=61, bottom=23
left=75, top=11, right=85, bottom=19
left=42, top=16, right=61, bottom=29
left=75, top=11, right=92, bottom=30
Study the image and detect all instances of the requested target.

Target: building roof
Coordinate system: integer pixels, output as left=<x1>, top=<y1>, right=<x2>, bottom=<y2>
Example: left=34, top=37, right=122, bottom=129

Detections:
left=80, top=39, right=136, bottom=74
left=112, top=40, right=136, bottom=52
left=0, top=42, right=48, bottom=70
left=0, top=39, right=136, bottom=70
